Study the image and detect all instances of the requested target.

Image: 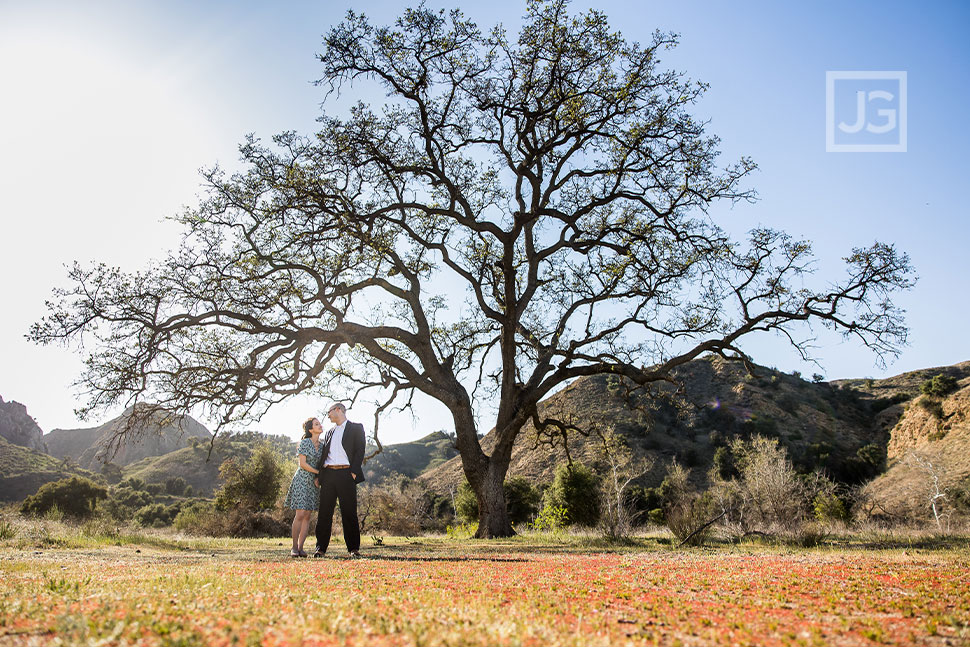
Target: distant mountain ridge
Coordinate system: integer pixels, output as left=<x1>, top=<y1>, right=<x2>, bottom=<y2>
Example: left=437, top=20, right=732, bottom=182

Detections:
left=45, top=406, right=212, bottom=469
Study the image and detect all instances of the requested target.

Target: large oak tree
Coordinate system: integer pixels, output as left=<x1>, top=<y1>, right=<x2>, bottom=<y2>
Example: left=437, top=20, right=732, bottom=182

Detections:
left=32, top=0, right=913, bottom=537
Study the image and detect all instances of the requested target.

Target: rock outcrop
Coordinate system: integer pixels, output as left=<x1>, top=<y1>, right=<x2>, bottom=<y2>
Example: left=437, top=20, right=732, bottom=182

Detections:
left=0, top=396, right=46, bottom=452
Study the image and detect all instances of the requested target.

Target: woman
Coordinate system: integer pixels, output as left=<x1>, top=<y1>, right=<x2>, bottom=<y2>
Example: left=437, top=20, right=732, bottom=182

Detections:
left=283, top=417, right=323, bottom=557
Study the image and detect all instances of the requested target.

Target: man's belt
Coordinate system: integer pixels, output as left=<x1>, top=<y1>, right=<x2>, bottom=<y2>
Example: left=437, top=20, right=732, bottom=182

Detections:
left=324, top=464, right=350, bottom=469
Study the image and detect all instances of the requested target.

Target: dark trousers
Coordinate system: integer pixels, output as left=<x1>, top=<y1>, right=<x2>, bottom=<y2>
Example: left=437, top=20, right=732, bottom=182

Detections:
left=315, top=468, right=360, bottom=553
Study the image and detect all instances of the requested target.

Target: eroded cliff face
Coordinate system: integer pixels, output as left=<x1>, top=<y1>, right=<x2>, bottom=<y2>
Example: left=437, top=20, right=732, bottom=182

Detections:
left=865, top=381, right=970, bottom=521
left=0, top=396, right=46, bottom=452
left=886, top=384, right=970, bottom=460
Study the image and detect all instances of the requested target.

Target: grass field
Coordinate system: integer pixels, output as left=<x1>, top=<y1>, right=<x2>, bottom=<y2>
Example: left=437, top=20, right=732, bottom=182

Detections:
left=1, top=526, right=969, bottom=647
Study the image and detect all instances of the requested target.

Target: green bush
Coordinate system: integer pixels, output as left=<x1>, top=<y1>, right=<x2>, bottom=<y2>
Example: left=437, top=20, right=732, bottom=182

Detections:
left=855, top=443, right=886, bottom=476
left=20, top=477, right=108, bottom=519
left=173, top=500, right=218, bottom=534
left=917, top=396, right=944, bottom=419
left=544, top=463, right=601, bottom=527
left=100, top=462, right=124, bottom=485
left=813, top=492, right=849, bottom=523
left=135, top=502, right=182, bottom=527
left=215, top=442, right=286, bottom=512
left=920, top=374, right=958, bottom=398
left=659, top=462, right=714, bottom=545
left=530, top=503, right=567, bottom=532
left=164, top=477, right=188, bottom=496
left=120, top=477, right=148, bottom=491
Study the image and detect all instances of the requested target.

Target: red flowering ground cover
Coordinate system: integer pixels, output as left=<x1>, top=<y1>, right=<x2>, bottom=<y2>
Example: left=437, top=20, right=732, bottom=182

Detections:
left=1, top=541, right=968, bottom=646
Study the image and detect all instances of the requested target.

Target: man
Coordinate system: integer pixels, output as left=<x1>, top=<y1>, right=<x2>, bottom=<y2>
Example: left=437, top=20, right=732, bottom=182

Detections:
left=313, top=402, right=366, bottom=557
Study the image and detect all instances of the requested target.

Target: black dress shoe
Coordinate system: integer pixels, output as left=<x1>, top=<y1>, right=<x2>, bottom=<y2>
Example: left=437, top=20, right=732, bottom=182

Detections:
left=313, top=549, right=325, bottom=558
left=349, top=550, right=362, bottom=559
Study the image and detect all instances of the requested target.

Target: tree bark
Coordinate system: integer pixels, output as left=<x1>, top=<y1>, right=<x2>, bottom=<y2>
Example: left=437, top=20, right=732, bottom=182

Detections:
left=474, top=462, right=515, bottom=538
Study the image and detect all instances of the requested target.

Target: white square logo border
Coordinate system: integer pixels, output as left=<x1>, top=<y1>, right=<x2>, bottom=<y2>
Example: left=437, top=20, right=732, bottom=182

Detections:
left=826, top=71, right=907, bottom=153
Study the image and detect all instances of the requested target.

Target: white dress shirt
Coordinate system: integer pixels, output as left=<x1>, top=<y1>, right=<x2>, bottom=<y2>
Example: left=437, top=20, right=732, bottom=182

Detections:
left=325, top=421, right=351, bottom=466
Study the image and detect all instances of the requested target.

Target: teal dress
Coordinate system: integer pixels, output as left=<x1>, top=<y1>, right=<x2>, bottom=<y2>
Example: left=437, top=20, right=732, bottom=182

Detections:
left=284, top=437, right=322, bottom=510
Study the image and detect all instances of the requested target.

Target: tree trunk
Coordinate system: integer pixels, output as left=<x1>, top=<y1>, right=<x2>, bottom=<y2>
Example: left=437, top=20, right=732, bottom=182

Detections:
left=474, top=463, right=515, bottom=538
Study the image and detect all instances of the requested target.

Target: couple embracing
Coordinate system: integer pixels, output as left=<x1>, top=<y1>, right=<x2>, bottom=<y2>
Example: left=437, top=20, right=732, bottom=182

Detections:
left=283, top=402, right=365, bottom=558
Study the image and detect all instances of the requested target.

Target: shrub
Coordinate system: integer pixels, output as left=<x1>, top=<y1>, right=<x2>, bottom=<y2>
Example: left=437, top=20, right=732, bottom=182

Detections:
left=358, top=478, right=440, bottom=535
left=920, top=374, right=958, bottom=398
left=215, top=442, right=286, bottom=512
left=917, top=396, right=944, bottom=420
left=530, top=503, right=568, bottom=533
left=504, top=476, right=543, bottom=525
left=855, top=443, right=887, bottom=477
left=98, top=485, right=154, bottom=522
left=454, top=482, right=478, bottom=523
left=741, top=415, right=778, bottom=438
left=544, top=463, right=601, bottom=527
left=597, top=430, right=654, bottom=539
left=20, top=477, right=108, bottom=519
left=172, top=500, right=291, bottom=537
left=728, top=436, right=807, bottom=534
left=659, top=462, right=714, bottom=545
left=173, top=501, right=217, bottom=533
left=712, top=446, right=735, bottom=480
left=164, top=476, right=188, bottom=496
left=135, top=502, right=182, bottom=527
left=0, top=515, right=16, bottom=541
left=120, top=477, right=147, bottom=491
left=100, top=462, right=124, bottom=485
left=870, top=392, right=910, bottom=413
left=813, top=492, right=849, bottom=523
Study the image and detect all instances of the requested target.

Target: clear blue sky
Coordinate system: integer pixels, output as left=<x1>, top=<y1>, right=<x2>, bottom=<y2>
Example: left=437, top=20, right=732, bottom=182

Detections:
left=1, top=0, right=968, bottom=444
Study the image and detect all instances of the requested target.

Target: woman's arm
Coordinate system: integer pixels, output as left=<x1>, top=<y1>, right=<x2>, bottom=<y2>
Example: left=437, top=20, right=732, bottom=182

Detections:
left=298, top=454, right=319, bottom=475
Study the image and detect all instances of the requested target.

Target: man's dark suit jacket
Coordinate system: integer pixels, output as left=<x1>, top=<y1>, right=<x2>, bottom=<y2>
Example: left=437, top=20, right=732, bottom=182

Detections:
left=316, top=421, right=366, bottom=484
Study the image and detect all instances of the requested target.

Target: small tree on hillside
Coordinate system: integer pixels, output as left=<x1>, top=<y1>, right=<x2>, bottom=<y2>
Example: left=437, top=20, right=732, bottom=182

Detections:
left=31, top=0, right=914, bottom=537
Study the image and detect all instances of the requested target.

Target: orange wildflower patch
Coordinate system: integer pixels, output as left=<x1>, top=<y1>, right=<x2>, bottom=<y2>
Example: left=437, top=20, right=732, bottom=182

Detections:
left=1, top=547, right=967, bottom=646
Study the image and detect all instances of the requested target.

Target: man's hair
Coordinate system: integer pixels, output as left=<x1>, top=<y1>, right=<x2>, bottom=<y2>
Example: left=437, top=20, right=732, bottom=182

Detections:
left=327, top=402, right=347, bottom=414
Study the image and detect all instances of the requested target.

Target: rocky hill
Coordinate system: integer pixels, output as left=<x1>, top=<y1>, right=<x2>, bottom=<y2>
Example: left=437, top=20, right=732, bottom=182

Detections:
left=857, top=362, right=970, bottom=521
left=0, top=396, right=46, bottom=452
left=419, top=356, right=947, bottom=495
left=45, top=406, right=212, bottom=470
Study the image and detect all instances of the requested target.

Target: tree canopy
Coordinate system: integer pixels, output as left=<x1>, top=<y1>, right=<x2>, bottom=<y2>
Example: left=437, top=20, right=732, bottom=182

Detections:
left=31, top=0, right=913, bottom=537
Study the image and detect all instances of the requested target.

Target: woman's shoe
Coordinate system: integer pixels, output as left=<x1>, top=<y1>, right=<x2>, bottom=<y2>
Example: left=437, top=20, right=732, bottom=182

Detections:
left=290, top=549, right=301, bottom=558
left=298, top=549, right=308, bottom=558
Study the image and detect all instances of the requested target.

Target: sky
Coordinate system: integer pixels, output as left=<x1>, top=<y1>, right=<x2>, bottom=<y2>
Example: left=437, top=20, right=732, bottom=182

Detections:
left=1, top=0, right=968, bottom=446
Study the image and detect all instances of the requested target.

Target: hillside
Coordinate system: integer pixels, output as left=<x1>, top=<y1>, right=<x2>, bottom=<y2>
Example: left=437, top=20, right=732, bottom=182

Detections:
left=363, top=431, right=459, bottom=484
left=419, top=356, right=922, bottom=495
left=122, top=432, right=295, bottom=495
left=0, top=436, right=97, bottom=501
left=0, top=396, right=46, bottom=452
left=45, top=406, right=212, bottom=469
left=860, top=362, right=970, bottom=521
